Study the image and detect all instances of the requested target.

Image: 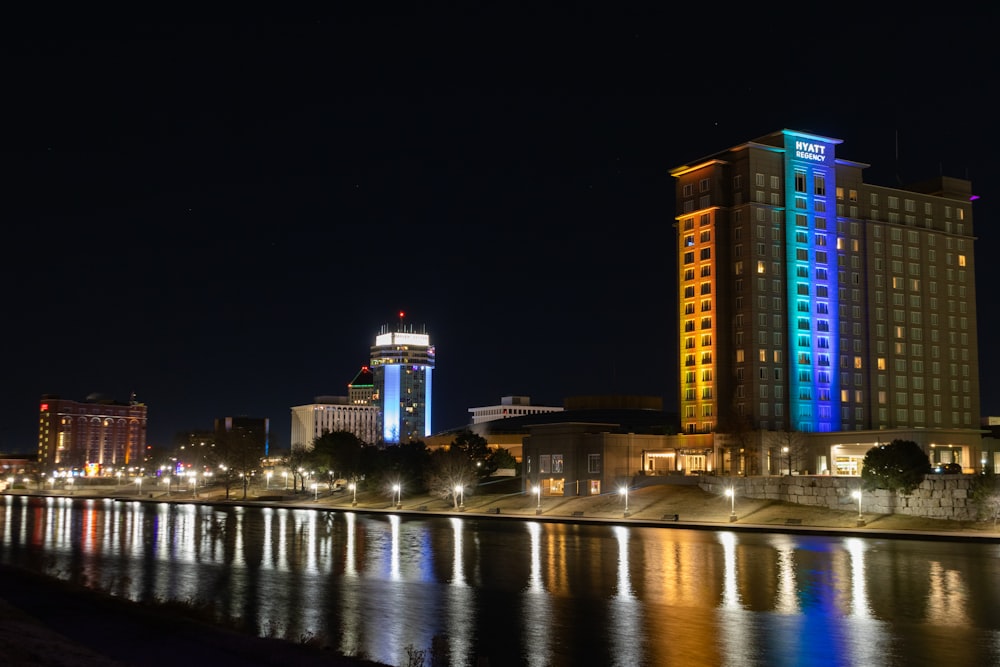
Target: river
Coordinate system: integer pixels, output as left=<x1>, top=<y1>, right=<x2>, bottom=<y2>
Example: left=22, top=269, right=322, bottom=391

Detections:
left=2, top=495, right=998, bottom=666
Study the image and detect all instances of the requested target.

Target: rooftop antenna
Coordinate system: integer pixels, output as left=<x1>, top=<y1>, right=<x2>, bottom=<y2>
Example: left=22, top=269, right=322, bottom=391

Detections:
left=398, top=310, right=405, bottom=332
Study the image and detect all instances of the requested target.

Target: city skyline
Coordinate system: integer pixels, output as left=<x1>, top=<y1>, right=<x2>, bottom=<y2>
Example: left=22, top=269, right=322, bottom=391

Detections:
left=4, top=9, right=997, bottom=452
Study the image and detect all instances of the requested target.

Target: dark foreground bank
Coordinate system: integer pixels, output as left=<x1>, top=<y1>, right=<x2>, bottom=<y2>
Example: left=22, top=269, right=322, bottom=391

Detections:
left=0, top=563, right=390, bottom=667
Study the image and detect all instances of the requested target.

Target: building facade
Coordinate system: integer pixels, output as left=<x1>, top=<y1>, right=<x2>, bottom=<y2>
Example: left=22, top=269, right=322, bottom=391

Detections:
left=670, top=129, right=981, bottom=473
left=36, top=394, right=147, bottom=473
left=370, top=322, right=435, bottom=444
left=468, top=396, right=564, bottom=424
left=290, top=396, right=379, bottom=448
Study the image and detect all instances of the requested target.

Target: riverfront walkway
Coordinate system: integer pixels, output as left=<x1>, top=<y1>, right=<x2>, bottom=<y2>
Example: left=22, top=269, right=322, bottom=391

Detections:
left=9, top=479, right=1000, bottom=542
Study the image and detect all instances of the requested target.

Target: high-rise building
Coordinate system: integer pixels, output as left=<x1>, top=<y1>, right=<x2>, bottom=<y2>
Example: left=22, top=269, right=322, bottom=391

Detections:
left=371, top=319, right=435, bottom=444
left=37, top=393, right=148, bottom=473
left=670, top=129, right=980, bottom=472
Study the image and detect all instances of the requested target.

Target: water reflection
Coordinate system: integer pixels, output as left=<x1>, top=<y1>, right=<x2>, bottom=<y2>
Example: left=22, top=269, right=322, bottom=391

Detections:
left=4, top=495, right=1000, bottom=666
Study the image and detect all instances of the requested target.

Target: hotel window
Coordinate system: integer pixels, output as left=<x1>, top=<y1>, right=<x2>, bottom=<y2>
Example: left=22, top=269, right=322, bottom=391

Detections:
left=814, top=175, right=825, bottom=196
left=699, top=195, right=710, bottom=208
left=588, top=454, right=600, bottom=474
left=683, top=184, right=693, bottom=197
left=700, top=230, right=711, bottom=242
left=701, top=265, right=711, bottom=277
left=770, top=175, right=780, bottom=189
left=836, top=187, right=844, bottom=200
left=795, top=172, right=807, bottom=192
left=700, top=248, right=711, bottom=260
left=552, top=455, right=564, bottom=473
left=849, top=189, right=858, bottom=202
left=733, top=174, right=743, bottom=189
left=700, top=214, right=711, bottom=226
left=888, top=196, right=899, bottom=209
left=700, top=178, right=710, bottom=192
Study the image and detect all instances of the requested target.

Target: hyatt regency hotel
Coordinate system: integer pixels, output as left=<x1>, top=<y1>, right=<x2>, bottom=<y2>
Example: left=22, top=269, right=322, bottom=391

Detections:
left=670, top=129, right=982, bottom=475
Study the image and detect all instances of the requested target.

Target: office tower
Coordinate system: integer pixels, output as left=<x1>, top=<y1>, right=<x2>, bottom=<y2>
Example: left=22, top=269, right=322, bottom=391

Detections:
left=371, top=319, right=435, bottom=444
left=37, top=393, right=148, bottom=472
left=215, top=416, right=270, bottom=458
left=670, top=130, right=979, bottom=443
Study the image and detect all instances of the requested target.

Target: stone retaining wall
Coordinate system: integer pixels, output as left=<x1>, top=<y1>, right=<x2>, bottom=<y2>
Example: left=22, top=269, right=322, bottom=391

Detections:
left=698, top=475, right=980, bottom=522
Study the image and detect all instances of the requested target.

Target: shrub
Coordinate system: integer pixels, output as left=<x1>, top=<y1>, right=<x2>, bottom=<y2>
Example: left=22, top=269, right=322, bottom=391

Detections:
left=860, top=439, right=930, bottom=495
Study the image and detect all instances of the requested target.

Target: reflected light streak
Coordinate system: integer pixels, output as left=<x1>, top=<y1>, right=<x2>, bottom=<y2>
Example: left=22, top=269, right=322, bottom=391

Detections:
left=773, top=536, right=799, bottom=615
left=522, top=522, right=552, bottom=667
left=389, top=514, right=401, bottom=581
left=926, top=561, right=970, bottom=626
left=609, top=525, right=644, bottom=667
left=447, top=517, right=473, bottom=667
left=716, top=531, right=755, bottom=667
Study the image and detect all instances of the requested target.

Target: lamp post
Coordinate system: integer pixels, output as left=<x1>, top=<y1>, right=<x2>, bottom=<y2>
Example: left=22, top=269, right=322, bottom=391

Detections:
left=393, top=484, right=401, bottom=509
left=164, top=476, right=170, bottom=497
left=136, top=477, right=143, bottom=497
left=783, top=446, right=790, bottom=475
left=852, top=489, right=865, bottom=526
left=312, top=482, right=318, bottom=501
left=455, top=484, right=465, bottom=511
left=534, top=485, right=542, bottom=515
left=266, top=471, right=272, bottom=489
left=67, top=476, right=74, bottom=495
left=725, top=487, right=737, bottom=521
left=349, top=482, right=357, bottom=507
left=283, top=471, right=288, bottom=490
left=116, top=470, right=123, bottom=488
left=620, top=485, right=630, bottom=517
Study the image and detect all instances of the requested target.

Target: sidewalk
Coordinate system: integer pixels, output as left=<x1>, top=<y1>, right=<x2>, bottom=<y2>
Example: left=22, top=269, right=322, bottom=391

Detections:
left=19, top=480, right=998, bottom=542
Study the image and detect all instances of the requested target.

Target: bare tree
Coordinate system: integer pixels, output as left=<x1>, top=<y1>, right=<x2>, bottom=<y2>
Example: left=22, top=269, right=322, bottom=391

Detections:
left=767, top=430, right=809, bottom=475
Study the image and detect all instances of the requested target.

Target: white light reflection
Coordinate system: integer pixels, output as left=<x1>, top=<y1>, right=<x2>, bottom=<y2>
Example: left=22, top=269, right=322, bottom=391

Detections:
left=926, top=560, right=970, bottom=626
left=843, top=537, right=890, bottom=666
left=521, top=522, right=552, bottom=667
left=446, top=517, right=473, bottom=667
left=716, top=531, right=755, bottom=667
left=609, top=525, right=644, bottom=667
left=339, top=512, right=362, bottom=658
left=772, top=535, right=799, bottom=615
left=389, top=514, right=401, bottom=581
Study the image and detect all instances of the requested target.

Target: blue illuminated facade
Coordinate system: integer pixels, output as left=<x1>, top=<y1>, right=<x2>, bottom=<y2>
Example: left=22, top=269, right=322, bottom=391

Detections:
left=782, top=131, right=841, bottom=433
left=370, top=324, right=435, bottom=444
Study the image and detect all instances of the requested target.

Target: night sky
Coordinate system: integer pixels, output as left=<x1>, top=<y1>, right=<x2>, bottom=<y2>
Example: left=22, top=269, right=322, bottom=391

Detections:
left=4, top=8, right=996, bottom=452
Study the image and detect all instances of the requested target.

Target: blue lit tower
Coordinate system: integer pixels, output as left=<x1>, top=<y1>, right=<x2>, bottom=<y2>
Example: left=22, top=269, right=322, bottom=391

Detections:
left=370, top=314, right=435, bottom=444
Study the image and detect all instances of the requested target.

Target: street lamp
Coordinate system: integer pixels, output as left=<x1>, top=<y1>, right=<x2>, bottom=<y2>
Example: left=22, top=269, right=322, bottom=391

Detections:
left=393, top=483, right=401, bottom=508
left=725, top=487, right=736, bottom=521
left=349, top=482, right=357, bottom=506
left=312, top=482, right=318, bottom=501
left=136, top=476, right=143, bottom=497
left=455, top=484, right=465, bottom=510
left=620, top=485, right=630, bottom=517
left=534, top=485, right=542, bottom=514
left=266, top=471, right=272, bottom=489
left=283, top=471, right=289, bottom=490
left=116, top=470, right=123, bottom=487
left=67, top=476, right=74, bottom=495
left=852, top=489, right=865, bottom=526
left=164, top=476, right=170, bottom=497
left=783, top=446, right=790, bottom=475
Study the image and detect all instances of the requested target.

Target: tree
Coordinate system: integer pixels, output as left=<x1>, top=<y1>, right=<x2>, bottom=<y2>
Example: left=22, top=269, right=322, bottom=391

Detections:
left=425, top=447, right=479, bottom=509
left=970, top=471, right=1000, bottom=527
left=861, top=439, right=930, bottom=495
left=308, top=430, right=364, bottom=482
left=450, top=430, right=497, bottom=479
left=767, top=430, right=808, bottom=475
